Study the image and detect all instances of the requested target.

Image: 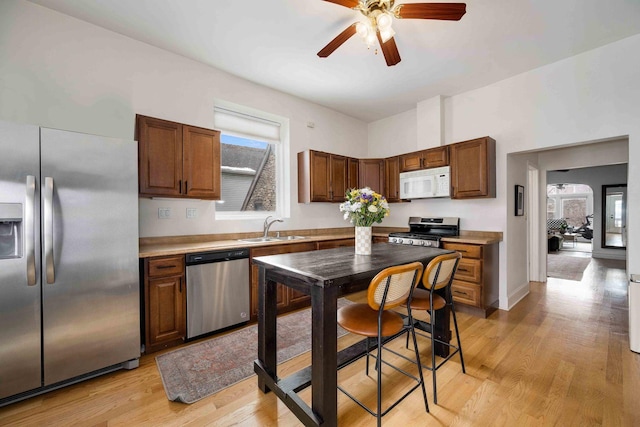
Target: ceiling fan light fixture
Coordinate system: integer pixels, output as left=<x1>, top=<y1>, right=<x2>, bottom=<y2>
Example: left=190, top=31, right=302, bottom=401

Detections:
left=376, top=12, right=393, bottom=31
left=355, top=21, right=369, bottom=38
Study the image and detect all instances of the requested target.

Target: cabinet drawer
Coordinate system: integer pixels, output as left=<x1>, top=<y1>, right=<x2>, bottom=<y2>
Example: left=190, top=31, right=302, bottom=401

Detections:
left=251, top=242, right=317, bottom=258
left=442, top=242, right=482, bottom=259
left=455, top=258, right=482, bottom=283
left=317, top=238, right=354, bottom=249
left=147, top=256, right=185, bottom=278
left=451, top=280, right=481, bottom=307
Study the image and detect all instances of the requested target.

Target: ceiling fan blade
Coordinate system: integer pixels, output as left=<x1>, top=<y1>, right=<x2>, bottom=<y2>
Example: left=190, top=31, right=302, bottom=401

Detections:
left=322, top=0, right=360, bottom=8
left=377, top=32, right=401, bottom=66
left=318, top=24, right=358, bottom=58
left=396, top=3, right=466, bottom=20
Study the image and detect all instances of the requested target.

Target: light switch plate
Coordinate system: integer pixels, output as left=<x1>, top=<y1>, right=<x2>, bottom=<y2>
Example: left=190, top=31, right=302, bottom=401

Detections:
left=158, top=208, right=171, bottom=219
left=186, top=208, right=197, bottom=219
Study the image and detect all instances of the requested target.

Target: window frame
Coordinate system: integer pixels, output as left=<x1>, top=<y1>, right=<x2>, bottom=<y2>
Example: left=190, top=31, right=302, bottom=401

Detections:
left=213, top=100, right=290, bottom=221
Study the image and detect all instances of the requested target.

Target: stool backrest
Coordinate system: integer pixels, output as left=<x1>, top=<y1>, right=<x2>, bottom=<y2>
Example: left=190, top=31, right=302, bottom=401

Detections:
left=368, top=262, right=424, bottom=311
left=423, top=252, right=462, bottom=292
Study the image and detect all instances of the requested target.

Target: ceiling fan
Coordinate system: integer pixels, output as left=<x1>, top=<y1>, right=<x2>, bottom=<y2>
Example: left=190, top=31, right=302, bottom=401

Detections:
left=318, top=0, right=466, bottom=66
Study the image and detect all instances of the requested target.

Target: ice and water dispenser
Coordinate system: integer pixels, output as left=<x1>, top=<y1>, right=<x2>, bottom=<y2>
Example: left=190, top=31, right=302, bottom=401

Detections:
left=0, top=203, right=22, bottom=259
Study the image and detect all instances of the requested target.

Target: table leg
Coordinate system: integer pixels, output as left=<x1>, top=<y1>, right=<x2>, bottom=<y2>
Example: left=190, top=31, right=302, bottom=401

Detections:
left=257, top=267, right=277, bottom=393
left=310, top=285, right=338, bottom=424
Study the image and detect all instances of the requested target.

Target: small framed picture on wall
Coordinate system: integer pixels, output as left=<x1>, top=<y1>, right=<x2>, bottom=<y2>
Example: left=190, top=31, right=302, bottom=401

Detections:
left=515, top=185, right=524, bottom=216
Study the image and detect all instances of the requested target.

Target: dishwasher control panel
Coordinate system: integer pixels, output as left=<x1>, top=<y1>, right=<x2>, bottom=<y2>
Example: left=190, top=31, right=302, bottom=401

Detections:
left=186, top=248, right=249, bottom=265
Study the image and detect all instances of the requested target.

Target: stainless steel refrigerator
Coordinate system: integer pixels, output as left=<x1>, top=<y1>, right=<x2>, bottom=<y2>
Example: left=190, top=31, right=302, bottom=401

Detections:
left=0, top=120, right=140, bottom=404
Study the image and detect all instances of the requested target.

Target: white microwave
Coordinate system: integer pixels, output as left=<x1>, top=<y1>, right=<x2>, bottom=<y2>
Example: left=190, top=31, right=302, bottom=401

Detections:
left=399, top=166, right=450, bottom=199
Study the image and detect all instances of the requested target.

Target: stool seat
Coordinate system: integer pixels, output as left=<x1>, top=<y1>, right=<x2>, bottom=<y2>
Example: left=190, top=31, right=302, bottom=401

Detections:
left=337, top=303, right=405, bottom=337
left=408, top=288, right=446, bottom=311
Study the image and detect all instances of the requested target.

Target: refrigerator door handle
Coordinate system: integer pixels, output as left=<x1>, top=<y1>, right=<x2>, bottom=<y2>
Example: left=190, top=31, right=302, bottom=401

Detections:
left=44, top=176, right=55, bottom=284
left=25, top=175, right=37, bottom=286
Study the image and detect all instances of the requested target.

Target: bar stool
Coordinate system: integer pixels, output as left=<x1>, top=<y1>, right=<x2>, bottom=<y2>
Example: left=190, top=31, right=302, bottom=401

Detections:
left=407, top=252, right=465, bottom=404
left=337, top=262, right=429, bottom=426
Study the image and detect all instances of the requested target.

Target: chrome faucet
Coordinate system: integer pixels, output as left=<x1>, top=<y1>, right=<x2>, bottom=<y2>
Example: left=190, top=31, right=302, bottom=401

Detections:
left=263, top=216, right=283, bottom=238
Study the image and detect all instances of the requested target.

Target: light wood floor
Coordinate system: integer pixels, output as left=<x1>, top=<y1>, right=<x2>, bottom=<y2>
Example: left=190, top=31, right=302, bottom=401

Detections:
left=2, top=257, right=638, bottom=426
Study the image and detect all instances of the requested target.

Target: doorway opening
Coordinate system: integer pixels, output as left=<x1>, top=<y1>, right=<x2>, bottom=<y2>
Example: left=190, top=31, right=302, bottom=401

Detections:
left=546, top=182, right=594, bottom=256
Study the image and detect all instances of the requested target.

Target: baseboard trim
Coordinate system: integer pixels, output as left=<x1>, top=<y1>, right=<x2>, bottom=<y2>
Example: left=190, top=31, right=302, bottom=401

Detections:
left=505, top=282, right=530, bottom=311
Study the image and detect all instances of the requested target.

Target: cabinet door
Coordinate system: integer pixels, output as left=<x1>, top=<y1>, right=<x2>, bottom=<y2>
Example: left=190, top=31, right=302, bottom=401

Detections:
left=450, top=137, right=496, bottom=199
left=330, top=154, right=348, bottom=202
left=310, top=151, right=332, bottom=202
left=250, top=242, right=317, bottom=320
left=384, top=156, right=401, bottom=202
left=183, top=126, right=221, bottom=199
left=400, top=151, right=423, bottom=172
left=147, top=276, right=186, bottom=351
left=423, top=146, right=449, bottom=168
left=137, top=115, right=182, bottom=197
left=358, top=159, right=384, bottom=194
left=348, top=157, right=359, bottom=189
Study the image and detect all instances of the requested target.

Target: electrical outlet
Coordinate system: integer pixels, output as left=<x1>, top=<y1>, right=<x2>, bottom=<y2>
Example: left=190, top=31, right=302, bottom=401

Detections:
left=158, top=208, right=171, bottom=219
left=186, top=208, right=197, bottom=219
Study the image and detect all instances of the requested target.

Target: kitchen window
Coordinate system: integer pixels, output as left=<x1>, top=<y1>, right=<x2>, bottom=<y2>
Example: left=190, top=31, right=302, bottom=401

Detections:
left=213, top=103, right=289, bottom=219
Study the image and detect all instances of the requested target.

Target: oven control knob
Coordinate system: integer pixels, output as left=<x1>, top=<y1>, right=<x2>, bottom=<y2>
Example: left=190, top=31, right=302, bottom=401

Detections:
left=397, top=239, right=403, bottom=244
left=426, top=241, right=432, bottom=247
left=419, top=241, right=426, bottom=246
left=407, top=240, right=413, bottom=245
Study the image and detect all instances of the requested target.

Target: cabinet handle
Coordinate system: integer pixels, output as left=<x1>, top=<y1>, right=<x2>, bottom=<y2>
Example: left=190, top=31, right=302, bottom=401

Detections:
left=185, top=180, right=188, bottom=193
left=179, top=180, right=182, bottom=193
left=453, top=290, right=467, bottom=296
left=458, top=268, right=468, bottom=272
left=156, top=264, right=177, bottom=269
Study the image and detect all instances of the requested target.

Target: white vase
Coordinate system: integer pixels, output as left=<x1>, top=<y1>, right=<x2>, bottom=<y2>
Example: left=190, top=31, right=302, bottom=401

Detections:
left=355, top=226, right=372, bottom=255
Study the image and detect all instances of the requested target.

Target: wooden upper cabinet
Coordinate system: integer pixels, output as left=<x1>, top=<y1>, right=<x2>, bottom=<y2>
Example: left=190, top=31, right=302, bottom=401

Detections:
left=136, top=114, right=221, bottom=199
left=384, top=156, right=402, bottom=202
left=330, top=154, right=348, bottom=202
left=298, top=150, right=347, bottom=203
left=183, top=125, right=221, bottom=199
left=348, top=157, right=359, bottom=190
left=358, top=158, right=384, bottom=194
left=137, top=116, right=182, bottom=197
left=400, top=146, right=449, bottom=172
left=449, top=136, right=496, bottom=199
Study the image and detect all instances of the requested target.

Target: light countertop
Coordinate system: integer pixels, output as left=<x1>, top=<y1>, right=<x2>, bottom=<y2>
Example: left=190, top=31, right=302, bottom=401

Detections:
left=139, top=228, right=502, bottom=258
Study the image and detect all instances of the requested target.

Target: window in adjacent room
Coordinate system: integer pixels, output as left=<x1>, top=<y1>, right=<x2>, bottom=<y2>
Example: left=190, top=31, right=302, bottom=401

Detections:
left=213, top=103, right=289, bottom=219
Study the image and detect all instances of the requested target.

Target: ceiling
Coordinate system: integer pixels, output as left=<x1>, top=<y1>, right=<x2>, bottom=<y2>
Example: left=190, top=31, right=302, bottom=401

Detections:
left=27, top=0, right=640, bottom=122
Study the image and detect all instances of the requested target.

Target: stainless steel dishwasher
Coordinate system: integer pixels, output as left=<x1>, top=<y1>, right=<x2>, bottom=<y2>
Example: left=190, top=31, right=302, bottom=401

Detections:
left=185, top=248, right=250, bottom=339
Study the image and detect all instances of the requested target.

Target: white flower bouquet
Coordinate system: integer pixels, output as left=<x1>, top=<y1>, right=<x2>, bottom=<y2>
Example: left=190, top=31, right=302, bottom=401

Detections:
left=339, top=187, right=390, bottom=227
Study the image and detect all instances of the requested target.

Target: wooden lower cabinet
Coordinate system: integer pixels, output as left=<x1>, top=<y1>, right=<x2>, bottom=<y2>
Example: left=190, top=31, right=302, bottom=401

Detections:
left=250, top=242, right=317, bottom=321
left=442, top=241, right=499, bottom=318
left=317, top=238, right=354, bottom=249
left=143, top=255, right=186, bottom=353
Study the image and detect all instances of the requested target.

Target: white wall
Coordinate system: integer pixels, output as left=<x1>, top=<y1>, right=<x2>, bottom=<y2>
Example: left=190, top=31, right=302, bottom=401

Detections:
left=367, top=109, right=417, bottom=158
left=0, top=0, right=369, bottom=237
left=368, top=35, right=639, bottom=310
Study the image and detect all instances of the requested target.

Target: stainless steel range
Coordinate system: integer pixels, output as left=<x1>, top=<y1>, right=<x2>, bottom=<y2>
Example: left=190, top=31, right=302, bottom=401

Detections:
left=388, top=216, right=460, bottom=248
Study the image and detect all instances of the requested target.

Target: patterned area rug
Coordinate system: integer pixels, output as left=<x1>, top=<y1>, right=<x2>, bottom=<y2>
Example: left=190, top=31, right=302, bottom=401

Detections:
left=547, top=253, right=592, bottom=281
left=156, top=298, right=352, bottom=404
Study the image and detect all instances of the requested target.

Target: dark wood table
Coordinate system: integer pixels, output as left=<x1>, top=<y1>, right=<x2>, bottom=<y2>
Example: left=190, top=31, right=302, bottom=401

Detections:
left=253, top=243, right=453, bottom=426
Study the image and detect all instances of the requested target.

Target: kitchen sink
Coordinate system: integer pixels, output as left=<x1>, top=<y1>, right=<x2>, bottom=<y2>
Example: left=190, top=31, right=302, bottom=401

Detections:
left=238, top=235, right=307, bottom=243
left=238, top=237, right=281, bottom=243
